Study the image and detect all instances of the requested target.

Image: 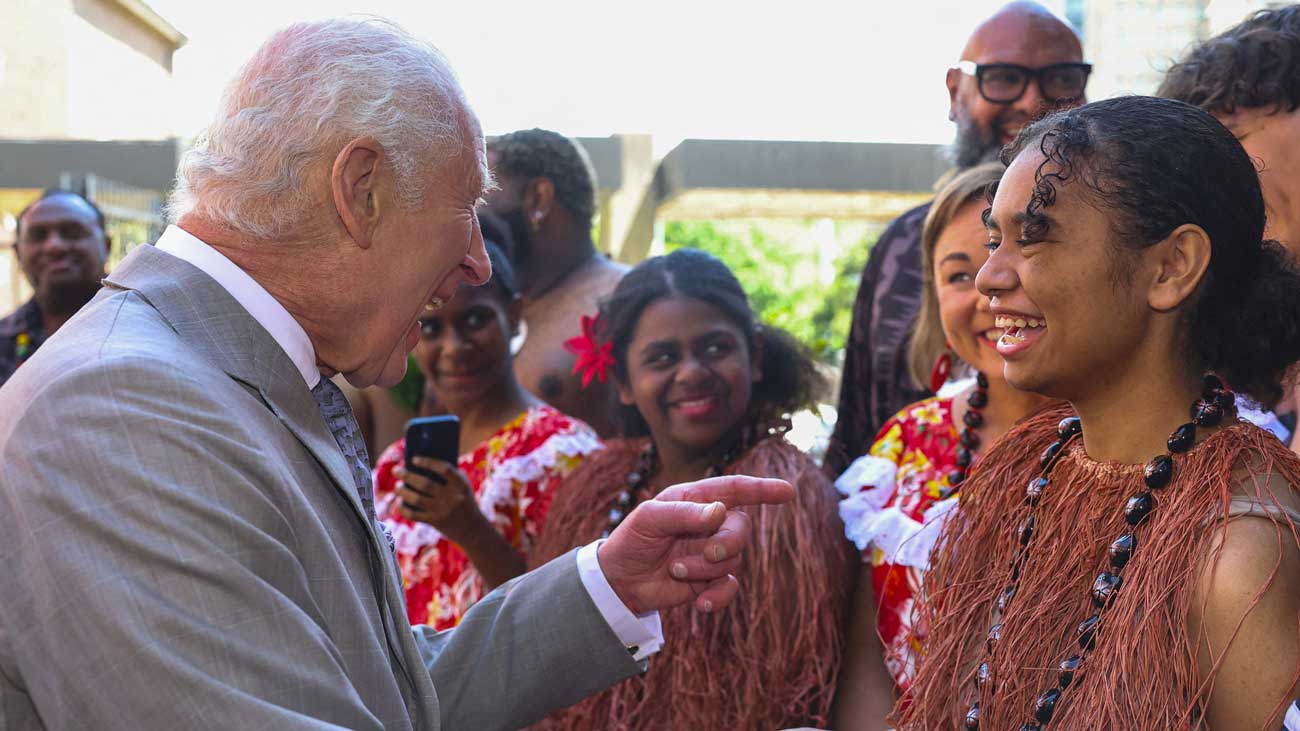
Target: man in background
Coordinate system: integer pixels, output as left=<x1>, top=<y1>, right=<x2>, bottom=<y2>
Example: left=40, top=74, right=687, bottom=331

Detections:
left=1160, top=4, right=1300, bottom=455
left=1159, top=5, right=1299, bottom=255
left=825, top=1, right=1088, bottom=475
left=0, top=190, right=109, bottom=386
left=485, top=129, right=627, bottom=437
left=0, top=18, right=792, bottom=730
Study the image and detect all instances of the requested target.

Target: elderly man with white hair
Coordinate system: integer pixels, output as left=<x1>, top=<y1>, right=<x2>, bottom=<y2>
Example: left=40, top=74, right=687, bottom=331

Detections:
left=0, top=18, right=793, bottom=731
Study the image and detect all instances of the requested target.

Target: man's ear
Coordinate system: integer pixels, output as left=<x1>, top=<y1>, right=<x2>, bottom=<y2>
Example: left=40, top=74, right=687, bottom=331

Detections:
left=331, top=136, right=383, bottom=250
left=946, top=67, right=962, bottom=122
left=1147, top=223, right=1213, bottom=313
left=750, top=329, right=765, bottom=385
left=523, top=177, right=556, bottom=229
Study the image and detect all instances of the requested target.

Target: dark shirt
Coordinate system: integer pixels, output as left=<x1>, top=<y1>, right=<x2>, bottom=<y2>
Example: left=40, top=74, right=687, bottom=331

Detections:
left=0, top=299, right=47, bottom=388
left=825, top=202, right=933, bottom=477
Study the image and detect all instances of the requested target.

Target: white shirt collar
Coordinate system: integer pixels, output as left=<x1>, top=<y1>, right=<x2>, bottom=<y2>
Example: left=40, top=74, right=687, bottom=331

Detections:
left=154, top=225, right=321, bottom=388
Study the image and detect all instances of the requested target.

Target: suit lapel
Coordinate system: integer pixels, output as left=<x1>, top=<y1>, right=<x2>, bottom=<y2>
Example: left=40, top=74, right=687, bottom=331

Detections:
left=103, top=245, right=370, bottom=528
left=106, top=244, right=434, bottom=724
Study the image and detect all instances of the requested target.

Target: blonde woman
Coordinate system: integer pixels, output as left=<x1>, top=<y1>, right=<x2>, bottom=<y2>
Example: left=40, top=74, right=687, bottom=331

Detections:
left=834, top=163, right=1053, bottom=729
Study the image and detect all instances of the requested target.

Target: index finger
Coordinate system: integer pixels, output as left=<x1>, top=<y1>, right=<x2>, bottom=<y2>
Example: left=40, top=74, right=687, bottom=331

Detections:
left=654, top=475, right=794, bottom=509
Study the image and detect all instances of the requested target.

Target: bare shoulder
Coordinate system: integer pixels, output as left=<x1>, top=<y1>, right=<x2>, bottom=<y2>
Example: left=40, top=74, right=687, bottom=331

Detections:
left=1191, top=500, right=1300, bottom=728
left=1199, top=515, right=1300, bottom=597
left=1193, top=491, right=1300, bottom=641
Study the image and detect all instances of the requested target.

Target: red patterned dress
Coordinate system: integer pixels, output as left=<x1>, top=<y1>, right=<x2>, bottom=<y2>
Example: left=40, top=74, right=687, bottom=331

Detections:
left=834, top=396, right=962, bottom=692
left=373, top=406, right=601, bottom=629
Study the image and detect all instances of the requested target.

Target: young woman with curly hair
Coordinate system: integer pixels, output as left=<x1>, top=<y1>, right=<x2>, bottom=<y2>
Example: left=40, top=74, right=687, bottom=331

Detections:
left=896, top=96, right=1300, bottom=731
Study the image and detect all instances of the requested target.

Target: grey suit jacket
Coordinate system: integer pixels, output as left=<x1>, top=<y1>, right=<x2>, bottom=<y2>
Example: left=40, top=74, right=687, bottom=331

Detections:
left=0, top=245, right=641, bottom=730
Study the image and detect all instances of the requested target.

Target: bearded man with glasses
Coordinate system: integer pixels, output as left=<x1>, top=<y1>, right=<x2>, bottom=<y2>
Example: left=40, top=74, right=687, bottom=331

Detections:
left=826, top=0, right=1088, bottom=478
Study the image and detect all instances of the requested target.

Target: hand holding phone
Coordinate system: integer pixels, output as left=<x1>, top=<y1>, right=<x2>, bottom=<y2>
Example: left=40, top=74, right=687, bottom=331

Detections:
left=404, top=416, right=459, bottom=486
left=397, top=416, right=486, bottom=541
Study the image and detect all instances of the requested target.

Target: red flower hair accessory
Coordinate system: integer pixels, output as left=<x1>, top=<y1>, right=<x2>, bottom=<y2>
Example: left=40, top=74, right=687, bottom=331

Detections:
left=565, top=314, right=616, bottom=389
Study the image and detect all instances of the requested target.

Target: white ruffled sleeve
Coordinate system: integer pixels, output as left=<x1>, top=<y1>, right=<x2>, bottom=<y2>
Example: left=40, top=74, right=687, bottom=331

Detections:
left=835, top=454, right=960, bottom=569
left=835, top=455, right=898, bottom=553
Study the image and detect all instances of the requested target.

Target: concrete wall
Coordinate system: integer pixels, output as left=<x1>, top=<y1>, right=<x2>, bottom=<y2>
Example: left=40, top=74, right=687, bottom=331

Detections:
left=1082, top=0, right=1206, bottom=98
left=0, top=0, right=179, bottom=140
left=1, top=0, right=73, bottom=138
left=65, top=0, right=177, bottom=140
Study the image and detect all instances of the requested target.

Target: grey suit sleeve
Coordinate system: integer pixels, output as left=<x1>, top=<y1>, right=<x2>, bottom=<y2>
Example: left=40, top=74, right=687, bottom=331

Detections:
left=412, top=549, right=644, bottom=731
left=0, top=357, right=383, bottom=730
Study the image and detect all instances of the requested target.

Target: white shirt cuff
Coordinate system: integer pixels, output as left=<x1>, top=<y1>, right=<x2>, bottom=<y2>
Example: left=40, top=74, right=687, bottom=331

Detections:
left=575, top=540, right=663, bottom=662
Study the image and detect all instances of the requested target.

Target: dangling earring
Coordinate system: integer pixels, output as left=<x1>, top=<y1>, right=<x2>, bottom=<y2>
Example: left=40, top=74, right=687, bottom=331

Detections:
left=529, top=211, right=543, bottom=234
left=929, top=343, right=954, bottom=394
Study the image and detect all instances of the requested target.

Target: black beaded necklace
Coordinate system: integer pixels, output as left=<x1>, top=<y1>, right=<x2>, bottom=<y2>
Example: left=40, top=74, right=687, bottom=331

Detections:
left=602, top=419, right=792, bottom=538
left=963, top=374, right=1236, bottom=730
left=943, top=372, right=990, bottom=499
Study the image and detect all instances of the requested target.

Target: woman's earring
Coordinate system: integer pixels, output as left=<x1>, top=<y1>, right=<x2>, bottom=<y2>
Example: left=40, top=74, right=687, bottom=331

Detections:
left=929, top=344, right=954, bottom=394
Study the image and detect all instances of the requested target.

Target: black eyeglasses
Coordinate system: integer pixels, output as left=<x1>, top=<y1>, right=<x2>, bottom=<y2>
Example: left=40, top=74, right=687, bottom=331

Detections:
left=955, top=61, right=1092, bottom=104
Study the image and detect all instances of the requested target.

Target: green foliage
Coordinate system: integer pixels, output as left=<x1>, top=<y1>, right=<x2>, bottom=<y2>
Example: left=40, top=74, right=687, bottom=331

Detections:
left=662, top=220, right=877, bottom=364
left=389, top=354, right=426, bottom=412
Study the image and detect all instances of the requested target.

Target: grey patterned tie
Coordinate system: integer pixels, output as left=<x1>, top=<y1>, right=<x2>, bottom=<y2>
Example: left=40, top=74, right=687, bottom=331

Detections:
left=310, top=377, right=376, bottom=521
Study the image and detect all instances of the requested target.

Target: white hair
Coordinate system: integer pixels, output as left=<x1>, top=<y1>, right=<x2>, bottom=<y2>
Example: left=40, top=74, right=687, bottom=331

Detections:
left=168, top=17, right=471, bottom=240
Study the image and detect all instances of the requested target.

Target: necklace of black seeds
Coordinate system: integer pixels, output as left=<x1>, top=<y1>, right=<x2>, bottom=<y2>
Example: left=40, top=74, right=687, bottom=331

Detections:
left=942, top=371, right=990, bottom=500
left=602, top=421, right=791, bottom=538
left=962, top=374, right=1235, bottom=730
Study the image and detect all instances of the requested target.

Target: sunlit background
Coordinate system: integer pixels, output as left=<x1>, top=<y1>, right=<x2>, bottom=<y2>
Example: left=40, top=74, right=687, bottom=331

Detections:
left=0, top=0, right=1287, bottom=438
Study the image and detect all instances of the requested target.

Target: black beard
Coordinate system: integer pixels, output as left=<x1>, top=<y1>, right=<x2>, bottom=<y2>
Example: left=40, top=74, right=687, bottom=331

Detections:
left=38, top=279, right=101, bottom=318
left=498, top=207, right=534, bottom=267
left=949, top=116, right=1004, bottom=170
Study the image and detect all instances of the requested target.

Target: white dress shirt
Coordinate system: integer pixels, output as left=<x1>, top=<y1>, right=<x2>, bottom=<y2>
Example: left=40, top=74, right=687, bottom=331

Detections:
left=154, top=225, right=662, bottom=660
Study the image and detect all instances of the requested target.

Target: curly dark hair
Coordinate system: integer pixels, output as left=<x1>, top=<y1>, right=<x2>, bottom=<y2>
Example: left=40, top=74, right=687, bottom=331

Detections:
left=599, top=248, right=826, bottom=438
left=487, top=129, right=597, bottom=226
left=1157, top=5, right=1300, bottom=114
left=996, top=95, right=1300, bottom=406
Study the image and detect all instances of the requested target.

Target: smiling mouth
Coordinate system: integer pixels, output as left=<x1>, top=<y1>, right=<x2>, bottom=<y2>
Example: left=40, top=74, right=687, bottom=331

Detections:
left=995, top=314, right=1047, bottom=345
left=670, top=394, right=723, bottom=417
left=439, top=370, right=480, bottom=380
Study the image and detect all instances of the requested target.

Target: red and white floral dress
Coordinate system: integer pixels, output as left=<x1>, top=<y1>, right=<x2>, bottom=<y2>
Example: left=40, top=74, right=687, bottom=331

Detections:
left=373, top=405, right=601, bottom=630
left=835, top=396, right=963, bottom=692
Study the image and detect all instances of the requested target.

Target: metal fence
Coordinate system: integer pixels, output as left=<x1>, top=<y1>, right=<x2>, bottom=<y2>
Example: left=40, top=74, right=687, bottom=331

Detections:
left=64, top=173, right=166, bottom=265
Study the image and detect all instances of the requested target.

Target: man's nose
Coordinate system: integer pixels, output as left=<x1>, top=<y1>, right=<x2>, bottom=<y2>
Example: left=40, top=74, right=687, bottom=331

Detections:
left=43, top=233, right=71, bottom=253
left=1014, top=77, right=1050, bottom=119
left=461, top=224, right=491, bottom=287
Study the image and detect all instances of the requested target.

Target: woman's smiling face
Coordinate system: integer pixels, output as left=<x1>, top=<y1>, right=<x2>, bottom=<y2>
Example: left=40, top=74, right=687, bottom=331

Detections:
left=933, top=199, right=1004, bottom=379
left=415, top=283, right=517, bottom=413
left=976, top=149, right=1153, bottom=400
left=616, top=294, right=761, bottom=457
